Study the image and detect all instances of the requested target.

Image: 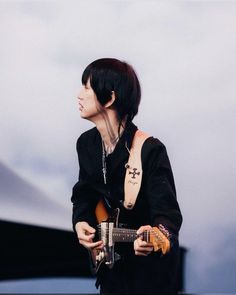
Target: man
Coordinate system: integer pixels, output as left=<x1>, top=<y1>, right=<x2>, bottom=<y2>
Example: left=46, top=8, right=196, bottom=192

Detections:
left=71, top=58, right=182, bottom=294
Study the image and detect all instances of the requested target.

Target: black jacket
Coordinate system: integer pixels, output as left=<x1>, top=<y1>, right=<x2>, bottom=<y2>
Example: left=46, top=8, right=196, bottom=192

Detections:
left=71, top=122, right=182, bottom=294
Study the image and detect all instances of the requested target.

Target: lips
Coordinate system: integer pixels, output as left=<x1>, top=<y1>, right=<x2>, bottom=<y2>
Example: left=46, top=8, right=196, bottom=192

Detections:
left=79, top=103, right=84, bottom=111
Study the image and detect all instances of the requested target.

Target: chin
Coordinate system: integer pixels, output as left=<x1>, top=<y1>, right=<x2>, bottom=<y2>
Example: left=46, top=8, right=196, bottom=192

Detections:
left=79, top=110, right=86, bottom=117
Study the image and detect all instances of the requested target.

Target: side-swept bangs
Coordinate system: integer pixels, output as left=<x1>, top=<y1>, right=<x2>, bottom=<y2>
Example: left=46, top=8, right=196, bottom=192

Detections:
left=81, top=58, right=141, bottom=123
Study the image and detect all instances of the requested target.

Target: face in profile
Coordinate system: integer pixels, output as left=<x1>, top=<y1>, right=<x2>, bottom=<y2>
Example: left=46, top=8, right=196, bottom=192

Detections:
left=77, top=78, right=104, bottom=122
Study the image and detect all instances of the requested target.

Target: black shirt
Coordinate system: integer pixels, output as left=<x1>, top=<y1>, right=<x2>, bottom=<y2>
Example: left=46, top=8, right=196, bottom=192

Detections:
left=71, top=122, right=182, bottom=294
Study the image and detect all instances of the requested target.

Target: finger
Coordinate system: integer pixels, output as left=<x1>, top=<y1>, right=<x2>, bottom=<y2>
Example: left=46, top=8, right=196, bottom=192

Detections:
left=78, top=232, right=95, bottom=241
left=140, top=241, right=153, bottom=248
left=90, top=240, right=104, bottom=249
left=137, top=225, right=152, bottom=235
left=134, top=241, right=152, bottom=252
left=76, top=222, right=96, bottom=234
left=84, top=224, right=96, bottom=234
left=134, top=238, right=147, bottom=247
left=136, top=246, right=153, bottom=253
left=135, top=250, right=148, bottom=256
left=80, top=240, right=103, bottom=249
left=136, top=239, right=153, bottom=247
left=93, top=245, right=104, bottom=250
left=93, top=241, right=104, bottom=250
left=135, top=247, right=153, bottom=255
left=135, top=240, right=153, bottom=251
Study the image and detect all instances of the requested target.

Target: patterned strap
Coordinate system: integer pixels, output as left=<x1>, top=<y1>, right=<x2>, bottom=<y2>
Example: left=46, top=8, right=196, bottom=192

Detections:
left=124, top=130, right=150, bottom=209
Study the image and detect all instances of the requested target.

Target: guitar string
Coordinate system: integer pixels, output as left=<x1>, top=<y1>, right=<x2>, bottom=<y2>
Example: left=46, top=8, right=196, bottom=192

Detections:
left=100, top=228, right=167, bottom=242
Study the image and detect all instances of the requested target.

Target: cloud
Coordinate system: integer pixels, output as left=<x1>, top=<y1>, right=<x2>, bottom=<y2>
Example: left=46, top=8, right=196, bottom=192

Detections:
left=0, top=161, right=71, bottom=230
left=0, top=1, right=236, bottom=292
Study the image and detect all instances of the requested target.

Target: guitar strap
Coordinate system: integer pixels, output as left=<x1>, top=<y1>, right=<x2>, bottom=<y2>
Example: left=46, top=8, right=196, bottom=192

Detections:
left=124, top=129, right=150, bottom=209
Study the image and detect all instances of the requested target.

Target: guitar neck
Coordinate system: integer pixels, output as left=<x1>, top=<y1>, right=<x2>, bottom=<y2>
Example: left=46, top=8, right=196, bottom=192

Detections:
left=113, top=228, right=148, bottom=242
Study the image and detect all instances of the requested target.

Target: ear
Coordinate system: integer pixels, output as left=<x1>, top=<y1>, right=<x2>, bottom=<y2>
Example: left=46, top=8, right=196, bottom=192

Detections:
left=104, top=91, right=116, bottom=108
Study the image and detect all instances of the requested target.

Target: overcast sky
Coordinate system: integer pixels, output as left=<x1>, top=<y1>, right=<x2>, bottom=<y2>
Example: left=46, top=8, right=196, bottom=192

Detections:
left=0, top=0, right=236, bottom=293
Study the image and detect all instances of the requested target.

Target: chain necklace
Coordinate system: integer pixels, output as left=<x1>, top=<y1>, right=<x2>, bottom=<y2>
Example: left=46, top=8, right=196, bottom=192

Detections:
left=101, top=136, right=120, bottom=185
left=102, top=141, right=107, bottom=184
left=102, top=138, right=128, bottom=185
left=101, top=125, right=127, bottom=185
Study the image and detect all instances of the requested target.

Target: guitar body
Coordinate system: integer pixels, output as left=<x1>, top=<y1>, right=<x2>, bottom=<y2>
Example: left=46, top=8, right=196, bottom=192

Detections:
left=95, top=198, right=109, bottom=224
left=90, top=199, right=120, bottom=274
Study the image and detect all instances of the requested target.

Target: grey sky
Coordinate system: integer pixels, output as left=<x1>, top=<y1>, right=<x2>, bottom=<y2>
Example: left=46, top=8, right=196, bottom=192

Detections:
left=0, top=1, right=236, bottom=293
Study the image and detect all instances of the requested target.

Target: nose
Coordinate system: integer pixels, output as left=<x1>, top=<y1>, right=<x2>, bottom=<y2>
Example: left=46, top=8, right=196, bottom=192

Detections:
left=77, top=88, right=83, bottom=101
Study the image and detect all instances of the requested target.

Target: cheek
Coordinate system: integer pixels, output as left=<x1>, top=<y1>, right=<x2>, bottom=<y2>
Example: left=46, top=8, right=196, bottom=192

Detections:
left=83, top=97, right=99, bottom=114
left=91, top=95, right=102, bottom=111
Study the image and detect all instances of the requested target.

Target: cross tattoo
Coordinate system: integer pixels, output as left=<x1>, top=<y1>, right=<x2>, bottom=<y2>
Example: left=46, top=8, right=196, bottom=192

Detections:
left=129, top=168, right=140, bottom=179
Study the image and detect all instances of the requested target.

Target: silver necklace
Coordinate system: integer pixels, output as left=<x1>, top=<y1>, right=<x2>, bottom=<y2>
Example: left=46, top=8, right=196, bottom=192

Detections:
left=101, top=138, right=126, bottom=185
left=102, top=139, right=117, bottom=185
left=102, top=141, right=107, bottom=184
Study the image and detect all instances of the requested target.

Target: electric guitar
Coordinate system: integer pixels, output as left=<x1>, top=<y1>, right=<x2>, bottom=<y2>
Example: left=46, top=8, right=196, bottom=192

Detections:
left=90, top=199, right=171, bottom=274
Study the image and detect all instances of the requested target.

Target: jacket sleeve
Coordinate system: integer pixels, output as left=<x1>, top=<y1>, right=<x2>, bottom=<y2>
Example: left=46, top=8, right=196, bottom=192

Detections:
left=71, top=136, right=98, bottom=233
left=145, top=139, right=182, bottom=249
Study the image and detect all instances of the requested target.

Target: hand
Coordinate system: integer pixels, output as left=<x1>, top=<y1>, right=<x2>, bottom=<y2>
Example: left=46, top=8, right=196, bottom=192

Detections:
left=75, top=221, right=103, bottom=250
left=134, top=225, right=154, bottom=256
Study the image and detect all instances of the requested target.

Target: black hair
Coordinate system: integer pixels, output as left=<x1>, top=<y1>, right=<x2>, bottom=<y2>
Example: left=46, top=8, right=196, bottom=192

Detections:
left=81, top=58, right=141, bottom=124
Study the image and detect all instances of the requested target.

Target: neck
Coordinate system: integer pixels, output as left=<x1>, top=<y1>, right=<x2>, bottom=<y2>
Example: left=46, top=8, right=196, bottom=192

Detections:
left=95, top=111, right=126, bottom=150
